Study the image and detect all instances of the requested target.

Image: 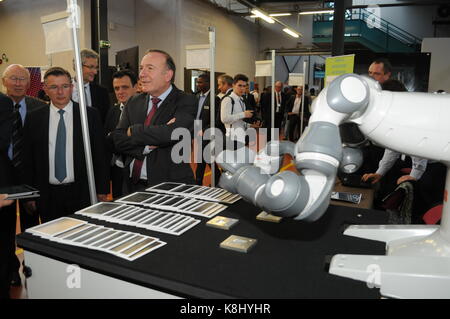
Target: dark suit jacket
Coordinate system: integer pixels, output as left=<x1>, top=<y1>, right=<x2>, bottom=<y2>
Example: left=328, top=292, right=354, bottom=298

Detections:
left=242, top=93, right=256, bottom=110
left=113, top=86, right=197, bottom=186
left=90, top=82, right=111, bottom=124
left=22, top=102, right=109, bottom=215
left=0, top=96, right=47, bottom=185
left=0, top=93, right=14, bottom=188
left=24, top=96, right=48, bottom=117
left=260, top=91, right=288, bottom=125
left=286, top=94, right=310, bottom=117
left=196, top=91, right=221, bottom=130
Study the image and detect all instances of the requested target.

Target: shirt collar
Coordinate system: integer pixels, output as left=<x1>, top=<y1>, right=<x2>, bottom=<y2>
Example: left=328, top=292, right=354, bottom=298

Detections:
left=15, top=97, right=26, bottom=108
left=200, top=90, right=210, bottom=97
left=150, top=85, right=173, bottom=105
left=73, top=78, right=90, bottom=87
left=50, top=100, right=73, bottom=113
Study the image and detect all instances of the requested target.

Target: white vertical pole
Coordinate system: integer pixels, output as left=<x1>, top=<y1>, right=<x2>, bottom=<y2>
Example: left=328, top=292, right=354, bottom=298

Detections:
left=300, top=60, right=307, bottom=134
left=209, top=26, right=216, bottom=187
left=68, top=0, right=97, bottom=204
left=271, top=49, right=275, bottom=140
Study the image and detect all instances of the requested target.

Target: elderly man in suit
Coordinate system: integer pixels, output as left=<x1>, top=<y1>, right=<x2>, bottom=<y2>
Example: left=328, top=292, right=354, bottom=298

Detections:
left=112, top=49, right=197, bottom=192
left=260, top=80, right=288, bottom=141
left=72, top=49, right=111, bottom=123
left=2, top=64, right=48, bottom=286
left=22, top=67, right=109, bottom=223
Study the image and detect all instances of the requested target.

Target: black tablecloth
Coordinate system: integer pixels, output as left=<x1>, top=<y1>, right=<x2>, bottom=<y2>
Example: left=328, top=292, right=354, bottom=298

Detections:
left=17, top=200, right=388, bottom=299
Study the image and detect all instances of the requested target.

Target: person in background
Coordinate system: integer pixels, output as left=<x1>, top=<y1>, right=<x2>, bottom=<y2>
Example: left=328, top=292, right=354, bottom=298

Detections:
left=2, top=64, right=47, bottom=286
left=220, top=74, right=256, bottom=147
left=250, top=82, right=260, bottom=105
left=194, top=73, right=221, bottom=186
left=72, top=49, right=111, bottom=123
left=217, top=74, right=233, bottom=99
left=285, top=86, right=310, bottom=142
left=105, top=70, right=138, bottom=199
left=260, top=80, right=288, bottom=141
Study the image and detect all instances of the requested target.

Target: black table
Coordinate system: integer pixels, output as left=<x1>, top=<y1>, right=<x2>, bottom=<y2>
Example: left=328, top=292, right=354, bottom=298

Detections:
left=17, top=200, right=388, bottom=298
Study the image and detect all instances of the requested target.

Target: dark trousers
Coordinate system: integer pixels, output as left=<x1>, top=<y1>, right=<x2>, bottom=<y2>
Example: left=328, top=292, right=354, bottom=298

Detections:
left=10, top=201, right=35, bottom=275
left=111, top=165, right=125, bottom=199
left=286, top=115, right=299, bottom=141
left=413, top=162, right=447, bottom=222
left=195, top=140, right=222, bottom=186
left=0, top=204, right=16, bottom=299
left=41, top=184, right=87, bottom=223
left=124, top=178, right=149, bottom=194
left=19, top=201, right=40, bottom=232
left=264, top=112, right=283, bottom=142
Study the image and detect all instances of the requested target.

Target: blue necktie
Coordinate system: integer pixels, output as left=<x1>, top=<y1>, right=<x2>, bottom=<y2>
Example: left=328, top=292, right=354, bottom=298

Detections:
left=55, top=109, right=67, bottom=183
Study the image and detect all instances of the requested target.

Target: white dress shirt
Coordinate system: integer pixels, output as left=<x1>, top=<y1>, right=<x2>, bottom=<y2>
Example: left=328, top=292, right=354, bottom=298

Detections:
left=275, top=91, right=282, bottom=112
left=220, top=91, right=248, bottom=143
left=292, top=96, right=302, bottom=114
left=376, top=149, right=428, bottom=180
left=72, top=80, right=92, bottom=107
left=48, top=101, right=75, bottom=184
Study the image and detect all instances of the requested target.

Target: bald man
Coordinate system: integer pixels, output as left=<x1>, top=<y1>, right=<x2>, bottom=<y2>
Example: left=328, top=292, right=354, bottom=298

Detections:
left=368, top=58, right=392, bottom=85
left=260, top=80, right=287, bottom=141
left=2, top=64, right=46, bottom=286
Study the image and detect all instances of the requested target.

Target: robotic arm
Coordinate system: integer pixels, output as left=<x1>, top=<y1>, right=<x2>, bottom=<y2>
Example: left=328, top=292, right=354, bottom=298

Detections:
left=218, top=73, right=450, bottom=298
left=217, top=73, right=450, bottom=222
left=216, top=73, right=370, bottom=222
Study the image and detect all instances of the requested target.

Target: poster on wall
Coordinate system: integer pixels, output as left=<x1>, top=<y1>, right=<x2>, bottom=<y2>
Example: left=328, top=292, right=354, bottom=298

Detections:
left=41, top=16, right=73, bottom=55
left=186, top=44, right=210, bottom=70
left=288, top=73, right=304, bottom=86
left=325, top=54, right=355, bottom=87
left=255, top=60, right=272, bottom=77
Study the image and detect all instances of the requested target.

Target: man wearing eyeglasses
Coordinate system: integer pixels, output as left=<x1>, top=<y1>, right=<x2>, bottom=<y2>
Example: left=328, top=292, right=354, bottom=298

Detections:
left=22, top=67, right=109, bottom=224
left=1, top=64, right=47, bottom=287
left=72, top=49, right=111, bottom=123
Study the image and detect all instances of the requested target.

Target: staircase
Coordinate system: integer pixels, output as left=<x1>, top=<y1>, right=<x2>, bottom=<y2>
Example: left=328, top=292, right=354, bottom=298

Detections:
left=312, top=9, right=422, bottom=53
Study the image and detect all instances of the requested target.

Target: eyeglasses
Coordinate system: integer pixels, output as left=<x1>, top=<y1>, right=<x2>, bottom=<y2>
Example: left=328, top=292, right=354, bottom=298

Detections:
left=82, top=64, right=99, bottom=70
left=8, top=76, right=28, bottom=82
left=47, top=84, right=71, bottom=91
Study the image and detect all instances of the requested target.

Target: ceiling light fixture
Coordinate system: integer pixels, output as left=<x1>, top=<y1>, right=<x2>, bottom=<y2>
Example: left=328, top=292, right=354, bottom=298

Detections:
left=270, top=13, right=292, bottom=17
left=250, top=12, right=292, bottom=18
left=251, top=9, right=275, bottom=23
left=282, top=28, right=300, bottom=38
left=299, top=10, right=334, bottom=15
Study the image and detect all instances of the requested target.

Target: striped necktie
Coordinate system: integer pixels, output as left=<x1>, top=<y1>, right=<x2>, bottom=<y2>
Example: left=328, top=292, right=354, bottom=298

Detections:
left=12, top=103, right=24, bottom=169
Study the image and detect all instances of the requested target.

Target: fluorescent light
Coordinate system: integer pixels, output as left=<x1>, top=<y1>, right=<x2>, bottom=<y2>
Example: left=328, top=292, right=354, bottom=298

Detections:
left=299, top=10, right=334, bottom=15
left=270, top=13, right=292, bottom=17
left=250, top=13, right=291, bottom=18
left=283, top=28, right=299, bottom=38
left=251, top=9, right=275, bottom=24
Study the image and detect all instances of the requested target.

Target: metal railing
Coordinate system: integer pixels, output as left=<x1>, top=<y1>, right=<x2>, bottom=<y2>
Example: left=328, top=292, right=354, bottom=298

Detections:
left=314, top=8, right=422, bottom=48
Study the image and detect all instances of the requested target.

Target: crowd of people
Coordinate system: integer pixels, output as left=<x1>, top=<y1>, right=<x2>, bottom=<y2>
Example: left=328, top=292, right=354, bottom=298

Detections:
left=0, top=49, right=445, bottom=299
